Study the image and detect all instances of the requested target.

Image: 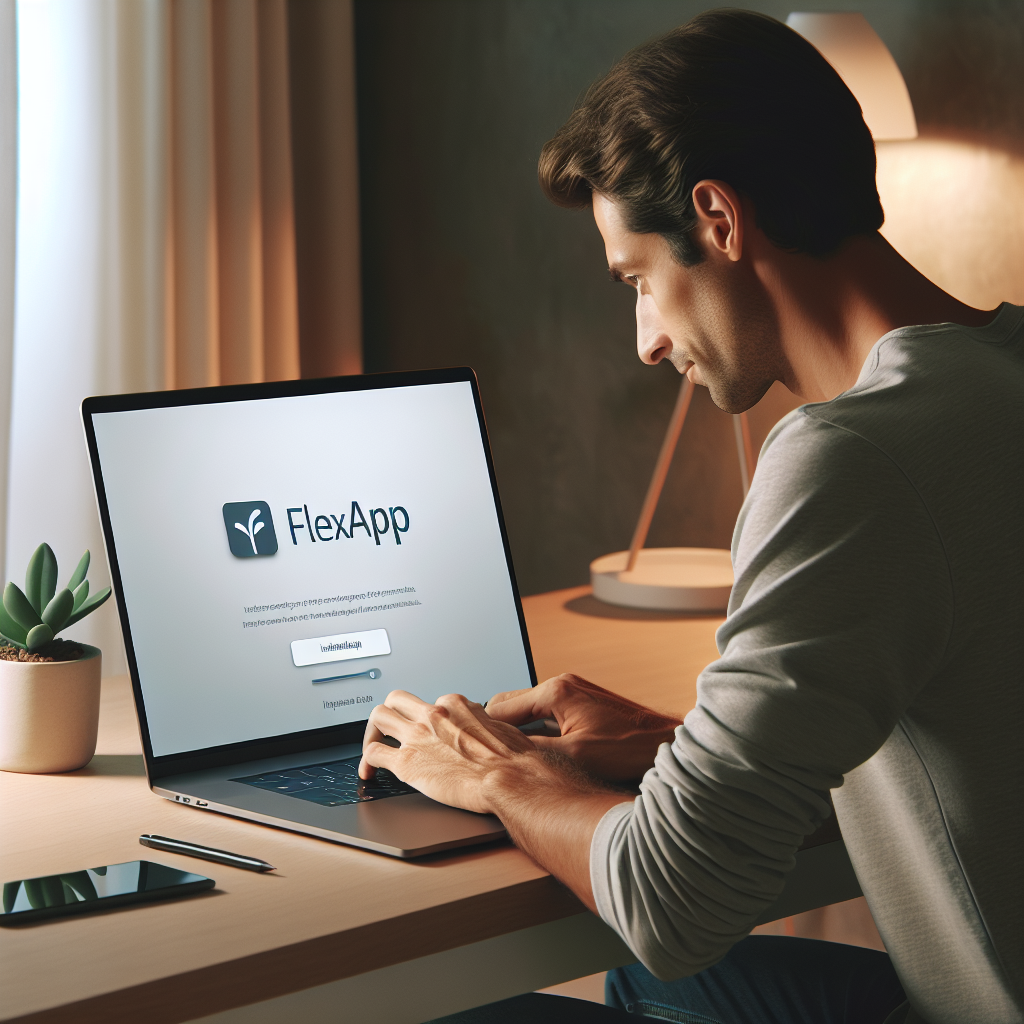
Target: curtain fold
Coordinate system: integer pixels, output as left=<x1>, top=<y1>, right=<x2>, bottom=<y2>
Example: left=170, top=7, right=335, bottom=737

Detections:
left=256, top=0, right=301, bottom=383
left=287, top=0, right=362, bottom=379
left=170, top=0, right=300, bottom=389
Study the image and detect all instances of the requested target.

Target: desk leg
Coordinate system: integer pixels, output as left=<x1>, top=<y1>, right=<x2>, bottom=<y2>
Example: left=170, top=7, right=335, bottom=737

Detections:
left=186, top=913, right=636, bottom=1024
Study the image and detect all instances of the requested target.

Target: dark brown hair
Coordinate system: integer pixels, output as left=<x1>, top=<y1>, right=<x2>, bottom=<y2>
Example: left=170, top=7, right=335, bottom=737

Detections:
left=539, top=9, right=883, bottom=265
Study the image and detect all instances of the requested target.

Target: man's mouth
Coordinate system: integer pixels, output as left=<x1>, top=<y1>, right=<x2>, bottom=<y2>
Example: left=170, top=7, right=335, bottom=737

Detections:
left=678, top=359, right=704, bottom=386
left=668, top=352, right=702, bottom=384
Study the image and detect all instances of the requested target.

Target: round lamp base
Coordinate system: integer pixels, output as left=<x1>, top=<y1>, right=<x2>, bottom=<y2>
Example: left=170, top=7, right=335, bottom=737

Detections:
left=590, top=547, right=733, bottom=611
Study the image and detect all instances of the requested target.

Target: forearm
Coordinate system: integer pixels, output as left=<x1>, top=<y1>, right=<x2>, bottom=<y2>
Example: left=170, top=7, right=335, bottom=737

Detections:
left=484, top=753, right=633, bottom=913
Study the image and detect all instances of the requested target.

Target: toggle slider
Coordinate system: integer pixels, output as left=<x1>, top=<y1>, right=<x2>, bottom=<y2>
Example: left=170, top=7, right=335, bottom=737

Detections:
left=312, top=668, right=382, bottom=685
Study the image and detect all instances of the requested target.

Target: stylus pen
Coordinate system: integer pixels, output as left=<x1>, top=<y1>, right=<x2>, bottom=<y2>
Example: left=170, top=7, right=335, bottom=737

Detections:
left=140, top=834, right=276, bottom=872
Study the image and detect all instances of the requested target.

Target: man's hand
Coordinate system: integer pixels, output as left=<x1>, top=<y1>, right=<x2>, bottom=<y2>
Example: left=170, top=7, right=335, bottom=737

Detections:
left=359, top=688, right=633, bottom=912
left=486, top=673, right=682, bottom=783
left=359, top=689, right=551, bottom=814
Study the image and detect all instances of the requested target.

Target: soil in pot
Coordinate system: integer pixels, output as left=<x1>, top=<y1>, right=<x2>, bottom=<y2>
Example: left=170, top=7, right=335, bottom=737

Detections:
left=0, top=639, right=84, bottom=663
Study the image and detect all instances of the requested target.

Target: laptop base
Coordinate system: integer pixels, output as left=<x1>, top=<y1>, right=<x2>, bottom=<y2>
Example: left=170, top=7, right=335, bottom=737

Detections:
left=155, top=742, right=507, bottom=859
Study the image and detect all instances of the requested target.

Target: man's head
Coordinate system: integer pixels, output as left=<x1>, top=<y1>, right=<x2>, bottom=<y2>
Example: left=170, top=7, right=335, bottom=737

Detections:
left=539, top=10, right=884, bottom=410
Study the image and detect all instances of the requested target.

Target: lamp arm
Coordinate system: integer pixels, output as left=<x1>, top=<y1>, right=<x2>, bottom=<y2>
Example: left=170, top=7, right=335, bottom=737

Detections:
left=732, top=412, right=756, bottom=498
left=626, top=377, right=694, bottom=572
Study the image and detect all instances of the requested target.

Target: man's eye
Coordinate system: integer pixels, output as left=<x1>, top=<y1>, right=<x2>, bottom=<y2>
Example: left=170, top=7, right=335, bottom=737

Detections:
left=607, top=269, right=640, bottom=288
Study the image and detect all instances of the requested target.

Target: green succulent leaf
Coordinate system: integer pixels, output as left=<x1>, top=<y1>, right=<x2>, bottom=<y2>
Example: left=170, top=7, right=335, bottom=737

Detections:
left=42, top=588, right=74, bottom=635
left=40, top=545, right=58, bottom=613
left=24, top=544, right=44, bottom=613
left=22, top=878, right=45, bottom=910
left=60, top=870, right=97, bottom=902
left=72, top=580, right=89, bottom=612
left=4, top=582, right=43, bottom=631
left=64, top=587, right=111, bottom=629
left=25, top=623, right=54, bottom=650
left=0, top=602, right=27, bottom=645
left=24, top=543, right=57, bottom=614
left=2, top=880, right=20, bottom=913
left=67, top=550, right=90, bottom=593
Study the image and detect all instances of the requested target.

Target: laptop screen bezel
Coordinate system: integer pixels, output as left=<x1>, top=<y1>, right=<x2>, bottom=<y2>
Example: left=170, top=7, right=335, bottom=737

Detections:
left=82, top=367, right=538, bottom=783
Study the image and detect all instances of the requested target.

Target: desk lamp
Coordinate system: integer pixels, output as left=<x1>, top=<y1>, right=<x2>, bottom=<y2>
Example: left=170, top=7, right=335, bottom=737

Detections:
left=591, top=12, right=916, bottom=611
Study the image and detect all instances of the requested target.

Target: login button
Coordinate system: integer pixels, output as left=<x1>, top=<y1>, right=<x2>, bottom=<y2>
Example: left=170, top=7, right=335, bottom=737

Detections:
left=291, top=628, right=391, bottom=668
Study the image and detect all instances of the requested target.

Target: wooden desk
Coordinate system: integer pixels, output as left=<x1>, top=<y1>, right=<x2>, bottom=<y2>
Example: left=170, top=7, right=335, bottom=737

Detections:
left=0, top=587, right=828, bottom=1024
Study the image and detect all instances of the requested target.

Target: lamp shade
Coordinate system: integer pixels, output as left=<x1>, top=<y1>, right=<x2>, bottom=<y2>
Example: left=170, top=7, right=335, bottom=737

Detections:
left=787, top=12, right=917, bottom=141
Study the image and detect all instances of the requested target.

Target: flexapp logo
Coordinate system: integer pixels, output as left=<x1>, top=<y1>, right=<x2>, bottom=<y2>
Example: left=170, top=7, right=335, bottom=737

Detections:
left=223, top=501, right=279, bottom=558
left=287, top=502, right=410, bottom=546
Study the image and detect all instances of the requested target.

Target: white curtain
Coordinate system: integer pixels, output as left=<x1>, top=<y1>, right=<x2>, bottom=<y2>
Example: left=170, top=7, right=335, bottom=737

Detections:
left=0, top=1, right=15, bottom=596
left=3, top=0, right=358, bottom=674
left=7, top=0, right=130, bottom=667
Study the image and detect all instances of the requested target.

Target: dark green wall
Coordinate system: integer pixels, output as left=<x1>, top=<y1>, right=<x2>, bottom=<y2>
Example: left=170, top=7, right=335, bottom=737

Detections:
left=352, top=0, right=1023, bottom=596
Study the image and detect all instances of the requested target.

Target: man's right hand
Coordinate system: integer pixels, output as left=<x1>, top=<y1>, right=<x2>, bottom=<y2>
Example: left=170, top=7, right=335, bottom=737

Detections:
left=486, top=673, right=682, bottom=784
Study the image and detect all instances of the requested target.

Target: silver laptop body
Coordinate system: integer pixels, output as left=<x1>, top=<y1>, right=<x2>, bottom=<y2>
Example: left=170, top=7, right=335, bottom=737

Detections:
left=83, top=368, right=536, bottom=857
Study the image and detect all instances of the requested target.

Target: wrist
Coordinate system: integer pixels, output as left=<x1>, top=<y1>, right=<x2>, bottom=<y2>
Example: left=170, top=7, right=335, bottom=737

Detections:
left=481, top=748, right=611, bottom=820
left=480, top=750, right=550, bottom=817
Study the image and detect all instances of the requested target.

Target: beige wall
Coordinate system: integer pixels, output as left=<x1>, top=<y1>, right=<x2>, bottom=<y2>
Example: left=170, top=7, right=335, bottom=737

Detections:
left=878, top=137, right=1024, bottom=310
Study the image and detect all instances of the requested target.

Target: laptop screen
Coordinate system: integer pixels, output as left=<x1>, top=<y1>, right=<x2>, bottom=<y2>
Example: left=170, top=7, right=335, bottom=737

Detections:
left=86, top=373, right=534, bottom=759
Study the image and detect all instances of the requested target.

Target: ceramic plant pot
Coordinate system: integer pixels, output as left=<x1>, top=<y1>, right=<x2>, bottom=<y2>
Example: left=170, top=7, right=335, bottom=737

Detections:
left=0, top=645, right=102, bottom=773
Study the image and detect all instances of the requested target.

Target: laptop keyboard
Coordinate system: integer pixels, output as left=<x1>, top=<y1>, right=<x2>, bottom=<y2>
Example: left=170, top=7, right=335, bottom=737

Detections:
left=231, top=755, right=417, bottom=807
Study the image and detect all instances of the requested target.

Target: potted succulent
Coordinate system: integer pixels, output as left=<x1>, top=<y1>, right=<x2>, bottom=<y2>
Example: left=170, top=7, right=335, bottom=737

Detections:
left=0, top=544, right=110, bottom=773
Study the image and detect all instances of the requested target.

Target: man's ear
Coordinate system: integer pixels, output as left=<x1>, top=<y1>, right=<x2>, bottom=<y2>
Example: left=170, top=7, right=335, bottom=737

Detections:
left=691, top=180, right=744, bottom=262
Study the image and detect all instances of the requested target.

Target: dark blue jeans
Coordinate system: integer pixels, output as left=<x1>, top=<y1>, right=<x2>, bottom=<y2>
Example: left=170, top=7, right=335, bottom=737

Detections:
left=606, top=936, right=906, bottom=1023
left=427, top=936, right=905, bottom=1023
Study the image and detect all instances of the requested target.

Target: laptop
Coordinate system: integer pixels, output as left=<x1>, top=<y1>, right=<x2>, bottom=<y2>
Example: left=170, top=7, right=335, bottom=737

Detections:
left=82, top=368, right=537, bottom=858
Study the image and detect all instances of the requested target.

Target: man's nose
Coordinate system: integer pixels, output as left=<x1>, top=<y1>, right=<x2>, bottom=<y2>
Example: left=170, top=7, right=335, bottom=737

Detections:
left=636, top=292, right=672, bottom=365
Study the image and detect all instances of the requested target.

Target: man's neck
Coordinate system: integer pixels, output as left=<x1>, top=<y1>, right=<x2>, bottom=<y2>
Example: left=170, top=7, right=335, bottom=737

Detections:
left=754, top=233, right=996, bottom=403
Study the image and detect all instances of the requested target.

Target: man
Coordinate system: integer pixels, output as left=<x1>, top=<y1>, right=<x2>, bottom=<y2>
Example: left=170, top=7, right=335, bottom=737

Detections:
left=360, top=11, right=1022, bottom=1023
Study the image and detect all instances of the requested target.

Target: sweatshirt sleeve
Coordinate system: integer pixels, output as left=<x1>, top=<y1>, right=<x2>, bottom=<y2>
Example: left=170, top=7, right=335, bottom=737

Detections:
left=590, top=412, right=954, bottom=980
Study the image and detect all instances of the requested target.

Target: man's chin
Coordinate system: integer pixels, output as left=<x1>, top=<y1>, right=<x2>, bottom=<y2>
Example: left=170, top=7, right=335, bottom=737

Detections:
left=707, top=378, right=773, bottom=415
left=672, top=360, right=770, bottom=413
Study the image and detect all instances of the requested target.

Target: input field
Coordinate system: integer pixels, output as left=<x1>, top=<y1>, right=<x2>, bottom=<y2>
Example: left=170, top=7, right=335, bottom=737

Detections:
left=291, top=628, right=391, bottom=668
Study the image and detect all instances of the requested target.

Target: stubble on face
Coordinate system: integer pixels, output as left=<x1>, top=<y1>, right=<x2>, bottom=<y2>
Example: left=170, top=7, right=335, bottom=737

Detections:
left=679, top=256, right=780, bottom=414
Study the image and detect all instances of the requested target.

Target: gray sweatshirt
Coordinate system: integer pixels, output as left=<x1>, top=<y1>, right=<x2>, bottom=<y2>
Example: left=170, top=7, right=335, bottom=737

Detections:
left=591, top=305, right=1023, bottom=1024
